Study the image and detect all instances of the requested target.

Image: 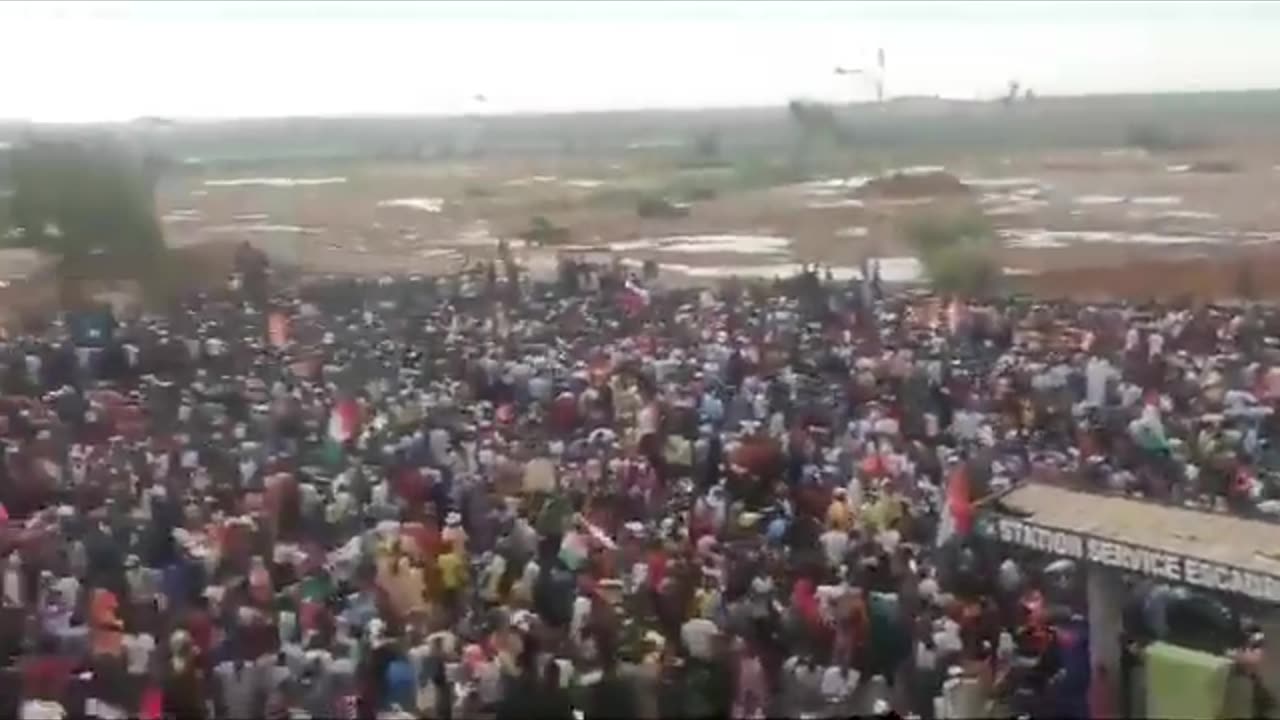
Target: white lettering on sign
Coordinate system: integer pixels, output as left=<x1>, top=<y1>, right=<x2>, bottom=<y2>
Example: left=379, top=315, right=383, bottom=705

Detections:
left=997, top=518, right=1085, bottom=559
left=992, top=515, right=1280, bottom=605
left=1184, top=558, right=1280, bottom=605
left=1088, top=538, right=1183, bottom=582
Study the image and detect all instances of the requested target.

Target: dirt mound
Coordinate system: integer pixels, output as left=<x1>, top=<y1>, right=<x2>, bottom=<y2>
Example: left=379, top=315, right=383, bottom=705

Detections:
left=862, top=171, right=970, bottom=199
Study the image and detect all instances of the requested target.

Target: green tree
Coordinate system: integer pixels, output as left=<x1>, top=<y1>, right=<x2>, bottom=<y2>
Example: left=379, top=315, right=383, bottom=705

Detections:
left=519, top=215, right=570, bottom=247
left=904, top=212, right=1001, bottom=298
left=4, top=136, right=165, bottom=305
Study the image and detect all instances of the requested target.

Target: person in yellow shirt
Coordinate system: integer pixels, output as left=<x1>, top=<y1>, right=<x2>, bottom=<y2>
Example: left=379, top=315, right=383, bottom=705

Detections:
left=437, top=542, right=468, bottom=621
left=826, top=488, right=854, bottom=532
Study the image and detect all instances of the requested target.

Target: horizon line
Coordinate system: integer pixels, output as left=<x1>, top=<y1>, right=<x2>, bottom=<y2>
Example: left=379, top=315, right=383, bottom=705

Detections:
left=3, top=86, right=1280, bottom=128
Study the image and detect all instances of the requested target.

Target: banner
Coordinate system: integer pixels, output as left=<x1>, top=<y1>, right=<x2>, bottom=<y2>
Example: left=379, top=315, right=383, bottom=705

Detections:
left=1144, top=641, right=1253, bottom=720
left=983, top=515, right=1280, bottom=605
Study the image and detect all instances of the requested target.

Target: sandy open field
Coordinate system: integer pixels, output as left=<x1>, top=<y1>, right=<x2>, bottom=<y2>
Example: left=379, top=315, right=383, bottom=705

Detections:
left=6, top=93, right=1280, bottom=306
left=144, top=138, right=1280, bottom=300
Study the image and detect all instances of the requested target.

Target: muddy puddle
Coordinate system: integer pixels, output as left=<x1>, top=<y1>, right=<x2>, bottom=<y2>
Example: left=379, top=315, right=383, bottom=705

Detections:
left=660, top=257, right=923, bottom=284
left=802, top=177, right=872, bottom=193
left=962, top=177, right=1045, bottom=189
left=869, top=257, right=925, bottom=283
left=887, top=165, right=946, bottom=176
left=378, top=197, right=445, bottom=213
left=1128, top=209, right=1219, bottom=221
left=205, top=224, right=320, bottom=235
left=203, top=177, right=348, bottom=188
left=608, top=234, right=792, bottom=256
left=1074, top=195, right=1126, bottom=206
left=1001, top=228, right=1227, bottom=249
left=807, top=198, right=865, bottom=209
left=162, top=209, right=203, bottom=223
left=661, top=262, right=859, bottom=281
left=873, top=197, right=936, bottom=207
left=503, top=175, right=559, bottom=187
left=415, top=249, right=464, bottom=260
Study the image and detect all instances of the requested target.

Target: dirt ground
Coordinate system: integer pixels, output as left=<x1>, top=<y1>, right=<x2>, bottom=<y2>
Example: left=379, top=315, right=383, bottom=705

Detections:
left=16, top=140, right=1280, bottom=311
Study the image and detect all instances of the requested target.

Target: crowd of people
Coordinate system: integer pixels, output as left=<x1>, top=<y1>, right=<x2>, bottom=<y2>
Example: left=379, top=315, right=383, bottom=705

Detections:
left=0, top=245, right=1275, bottom=719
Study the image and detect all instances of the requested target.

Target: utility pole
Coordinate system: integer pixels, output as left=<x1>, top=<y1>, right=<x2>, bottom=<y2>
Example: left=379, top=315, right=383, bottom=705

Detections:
left=834, top=47, right=886, bottom=103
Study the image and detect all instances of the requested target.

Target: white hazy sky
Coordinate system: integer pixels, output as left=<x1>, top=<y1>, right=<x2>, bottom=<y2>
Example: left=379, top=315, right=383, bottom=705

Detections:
left=2, top=0, right=1279, bottom=122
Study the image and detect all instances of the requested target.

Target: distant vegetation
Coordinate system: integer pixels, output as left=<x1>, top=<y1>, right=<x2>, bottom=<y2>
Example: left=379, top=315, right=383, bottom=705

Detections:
left=1124, top=122, right=1207, bottom=153
left=904, top=212, right=1001, bottom=298
left=520, top=215, right=571, bottom=246
left=35, top=89, right=1280, bottom=174
left=635, top=195, right=690, bottom=219
left=787, top=99, right=852, bottom=175
left=682, top=129, right=726, bottom=168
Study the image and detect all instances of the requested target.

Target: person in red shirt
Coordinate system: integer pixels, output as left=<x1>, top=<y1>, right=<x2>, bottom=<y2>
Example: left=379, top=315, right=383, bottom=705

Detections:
left=20, top=635, right=79, bottom=703
left=791, top=577, right=823, bottom=637
left=645, top=541, right=668, bottom=593
left=184, top=596, right=215, bottom=661
left=391, top=465, right=428, bottom=512
left=550, top=392, right=579, bottom=435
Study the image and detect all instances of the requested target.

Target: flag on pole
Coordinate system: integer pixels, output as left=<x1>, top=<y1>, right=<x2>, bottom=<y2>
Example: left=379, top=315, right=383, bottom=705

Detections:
left=328, top=398, right=361, bottom=444
left=935, top=463, right=974, bottom=547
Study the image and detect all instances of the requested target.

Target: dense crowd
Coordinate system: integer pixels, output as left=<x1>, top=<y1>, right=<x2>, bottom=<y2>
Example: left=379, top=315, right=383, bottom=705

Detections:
left=0, top=245, right=1275, bottom=719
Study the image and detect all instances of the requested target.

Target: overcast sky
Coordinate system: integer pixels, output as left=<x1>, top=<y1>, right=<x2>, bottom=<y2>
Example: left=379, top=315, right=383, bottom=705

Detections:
left=2, top=0, right=1278, bottom=122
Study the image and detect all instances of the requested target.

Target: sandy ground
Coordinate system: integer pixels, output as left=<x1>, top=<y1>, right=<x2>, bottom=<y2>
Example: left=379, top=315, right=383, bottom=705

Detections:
left=154, top=143, right=1280, bottom=283
left=9, top=142, right=1280, bottom=317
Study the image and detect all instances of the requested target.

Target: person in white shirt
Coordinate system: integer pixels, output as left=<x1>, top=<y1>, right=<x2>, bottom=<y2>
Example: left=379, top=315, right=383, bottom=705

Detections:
left=20, top=700, right=66, bottom=720
left=2, top=552, right=22, bottom=607
left=782, top=655, right=821, bottom=713
left=819, top=528, right=849, bottom=569
left=1147, top=331, right=1165, bottom=361
left=123, top=632, right=156, bottom=676
left=681, top=616, right=719, bottom=661
left=1084, top=356, right=1115, bottom=407
left=820, top=665, right=860, bottom=709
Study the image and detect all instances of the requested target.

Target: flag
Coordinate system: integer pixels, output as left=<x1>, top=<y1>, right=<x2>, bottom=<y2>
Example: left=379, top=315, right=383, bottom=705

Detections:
left=936, top=463, right=973, bottom=547
left=327, top=398, right=361, bottom=444
left=620, top=280, right=651, bottom=316
left=268, top=312, right=289, bottom=348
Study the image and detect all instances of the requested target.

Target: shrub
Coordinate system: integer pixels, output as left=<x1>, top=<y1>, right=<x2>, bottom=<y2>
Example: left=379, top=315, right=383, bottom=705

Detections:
left=520, top=216, right=571, bottom=246
left=635, top=196, right=690, bottom=219
left=904, top=212, right=1001, bottom=297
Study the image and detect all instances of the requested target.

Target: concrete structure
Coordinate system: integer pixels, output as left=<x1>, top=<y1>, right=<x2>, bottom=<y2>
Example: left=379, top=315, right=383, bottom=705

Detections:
left=987, top=483, right=1280, bottom=714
